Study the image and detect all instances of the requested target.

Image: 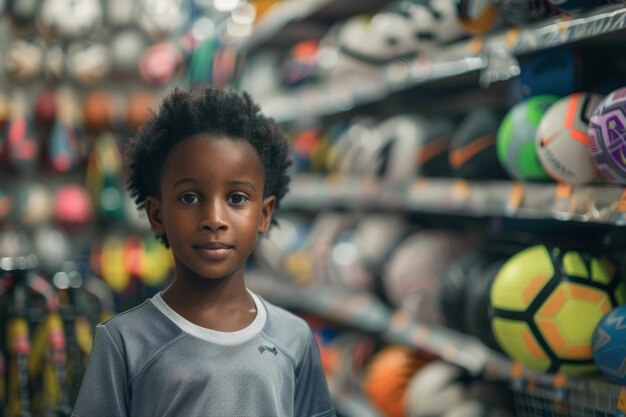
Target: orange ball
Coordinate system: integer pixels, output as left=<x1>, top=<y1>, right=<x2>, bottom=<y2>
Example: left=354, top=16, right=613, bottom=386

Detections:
left=35, top=89, right=57, bottom=126
left=363, top=346, right=432, bottom=417
left=126, top=91, right=157, bottom=130
left=83, top=90, right=113, bottom=132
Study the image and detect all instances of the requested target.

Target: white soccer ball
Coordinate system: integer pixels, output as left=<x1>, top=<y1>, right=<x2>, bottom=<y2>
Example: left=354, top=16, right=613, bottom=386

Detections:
left=536, top=92, right=602, bottom=184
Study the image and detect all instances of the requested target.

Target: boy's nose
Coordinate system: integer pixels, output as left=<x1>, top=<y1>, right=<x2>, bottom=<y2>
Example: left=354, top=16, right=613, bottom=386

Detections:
left=199, top=203, right=228, bottom=232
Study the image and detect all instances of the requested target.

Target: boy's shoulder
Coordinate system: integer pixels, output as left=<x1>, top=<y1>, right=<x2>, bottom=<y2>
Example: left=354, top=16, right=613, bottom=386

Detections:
left=257, top=296, right=315, bottom=360
left=99, top=298, right=183, bottom=348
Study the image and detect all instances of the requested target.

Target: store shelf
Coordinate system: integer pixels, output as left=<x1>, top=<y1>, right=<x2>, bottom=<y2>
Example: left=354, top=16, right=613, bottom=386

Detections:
left=280, top=175, right=626, bottom=226
left=238, top=0, right=331, bottom=52
left=238, top=0, right=393, bottom=52
left=247, top=272, right=624, bottom=398
left=333, top=393, right=383, bottom=417
left=259, top=4, right=626, bottom=123
left=247, top=271, right=497, bottom=375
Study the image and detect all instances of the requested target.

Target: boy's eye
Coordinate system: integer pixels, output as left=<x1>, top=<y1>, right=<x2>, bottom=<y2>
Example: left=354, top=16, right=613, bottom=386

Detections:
left=228, top=194, right=249, bottom=205
left=180, top=194, right=200, bottom=204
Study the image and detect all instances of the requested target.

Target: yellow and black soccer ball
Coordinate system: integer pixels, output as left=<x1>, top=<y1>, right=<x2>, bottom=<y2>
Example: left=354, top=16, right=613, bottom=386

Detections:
left=490, top=245, right=626, bottom=375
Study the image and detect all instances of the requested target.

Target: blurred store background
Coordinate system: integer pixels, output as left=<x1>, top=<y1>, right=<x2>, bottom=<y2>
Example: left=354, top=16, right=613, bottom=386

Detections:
left=2, top=1, right=626, bottom=416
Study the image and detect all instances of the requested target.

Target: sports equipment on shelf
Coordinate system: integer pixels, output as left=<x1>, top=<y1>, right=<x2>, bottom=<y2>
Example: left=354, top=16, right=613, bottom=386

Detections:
left=456, top=0, right=501, bottom=34
left=588, top=86, right=626, bottom=185
left=490, top=245, right=626, bottom=375
left=535, top=92, right=602, bottom=184
left=592, top=304, right=626, bottom=385
left=497, top=95, right=558, bottom=181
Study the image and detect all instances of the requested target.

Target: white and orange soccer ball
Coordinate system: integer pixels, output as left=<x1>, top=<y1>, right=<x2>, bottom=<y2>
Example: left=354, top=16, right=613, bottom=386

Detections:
left=535, top=92, right=602, bottom=184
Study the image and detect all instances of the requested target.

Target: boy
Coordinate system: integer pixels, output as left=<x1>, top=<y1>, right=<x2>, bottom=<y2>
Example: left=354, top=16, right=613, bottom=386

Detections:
left=72, top=87, right=336, bottom=417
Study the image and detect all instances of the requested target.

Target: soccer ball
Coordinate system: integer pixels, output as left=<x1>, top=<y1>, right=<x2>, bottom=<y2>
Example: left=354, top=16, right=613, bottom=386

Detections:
left=497, top=95, right=558, bottom=181
left=592, top=305, right=626, bottom=385
left=535, top=92, right=602, bottom=184
left=490, top=245, right=626, bottom=375
left=588, top=87, right=626, bottom=185
left=548, top=0, right=599, bottom=11
left=492, top=0, right=551, bottom=26
left=456, top=0, right=500, bottom=34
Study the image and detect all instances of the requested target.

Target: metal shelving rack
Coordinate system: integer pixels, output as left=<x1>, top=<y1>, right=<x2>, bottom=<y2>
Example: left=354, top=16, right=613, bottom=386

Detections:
left=239, top=3, right=626, bottom=416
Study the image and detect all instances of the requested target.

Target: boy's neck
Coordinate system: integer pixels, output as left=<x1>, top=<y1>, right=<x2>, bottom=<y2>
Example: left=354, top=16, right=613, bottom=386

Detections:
left=161, top=274, right=257, bottom=332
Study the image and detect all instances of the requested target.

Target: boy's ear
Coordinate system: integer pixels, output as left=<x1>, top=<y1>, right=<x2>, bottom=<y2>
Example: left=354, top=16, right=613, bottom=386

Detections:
left=258, top=195, right=276, bottom=235
left=145, top=196, right=165, bottom=236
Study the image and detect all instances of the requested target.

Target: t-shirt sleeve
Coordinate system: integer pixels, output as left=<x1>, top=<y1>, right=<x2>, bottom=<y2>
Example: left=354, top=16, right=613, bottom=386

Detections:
left=294, top=329, right=336, bottom=417
left=72, top=324, right=129, bottom=417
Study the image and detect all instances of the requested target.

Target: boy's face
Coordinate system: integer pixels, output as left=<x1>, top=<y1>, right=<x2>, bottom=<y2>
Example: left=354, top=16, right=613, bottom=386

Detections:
left=145, top=135, right=275, bottom=282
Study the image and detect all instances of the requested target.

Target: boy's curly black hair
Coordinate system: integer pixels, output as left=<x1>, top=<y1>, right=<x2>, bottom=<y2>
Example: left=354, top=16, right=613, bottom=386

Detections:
left=125, top=86, right=291, bottom=247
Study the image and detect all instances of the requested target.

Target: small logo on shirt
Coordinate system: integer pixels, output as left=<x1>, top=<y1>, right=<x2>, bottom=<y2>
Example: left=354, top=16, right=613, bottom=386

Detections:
left=258, top=345, right=278, bottom=356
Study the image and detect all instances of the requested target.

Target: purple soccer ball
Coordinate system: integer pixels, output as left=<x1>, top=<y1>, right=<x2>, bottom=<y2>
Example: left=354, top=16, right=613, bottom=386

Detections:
left=588, top=87, right=626, bottom=185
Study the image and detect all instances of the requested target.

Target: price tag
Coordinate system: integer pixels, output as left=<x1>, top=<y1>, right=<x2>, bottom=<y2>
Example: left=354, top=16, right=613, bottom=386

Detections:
left=505, top=28, right=521, bottom=48
left=468, top=36, right=484, bottom=55
left=450, top=180, right=471, bottom=204
left=506, top=182, right=524, bottom=215
left=442, top=344, right=458, bottom=361
left=552, top=374, right=568, bottom=404
left=554, top=183, right=573, bottom=212
left=411, top=326, right=430, bottom=346
left=556, top=14, right=573, bottom=43
left=326, top=174, right=346, bottom=196
left=619, top=190, right=626, bottom=213
left=616, top=386, right=626, bottom=416
left=389, top=310, right=411, bottom=332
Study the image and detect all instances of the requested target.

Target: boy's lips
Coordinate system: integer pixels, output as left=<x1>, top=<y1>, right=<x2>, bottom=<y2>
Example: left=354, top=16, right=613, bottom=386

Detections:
left=194, top=242, right=233, bottom=249
left=193, top=242, right=233, bottom=260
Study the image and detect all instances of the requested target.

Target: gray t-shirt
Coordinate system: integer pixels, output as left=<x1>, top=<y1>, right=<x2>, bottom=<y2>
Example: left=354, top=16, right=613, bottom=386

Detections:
left=72, top=291, right=336, bottom=417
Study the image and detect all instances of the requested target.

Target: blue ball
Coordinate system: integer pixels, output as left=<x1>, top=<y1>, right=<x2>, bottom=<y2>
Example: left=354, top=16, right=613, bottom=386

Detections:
left=592, top=305, right=626, bottom=385
left=519, top=48, right=579, bottom=98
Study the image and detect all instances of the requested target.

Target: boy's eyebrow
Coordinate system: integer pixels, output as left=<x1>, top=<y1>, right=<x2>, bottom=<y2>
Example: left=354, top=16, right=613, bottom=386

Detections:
left=227, top=180, right=256, bottom=190
left=172, top=178, right=256, bottom=190
left=172, top=178, right=199, bottom=187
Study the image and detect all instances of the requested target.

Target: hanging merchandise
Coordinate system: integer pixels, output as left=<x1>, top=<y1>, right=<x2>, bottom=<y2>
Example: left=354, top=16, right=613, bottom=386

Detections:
left=11, top=181, right=53, bottom=228
left=38, top=0, right=103, bottom=38
left=34, top=88, right=57, bottom=128
left=104, top=0, right=138, bottom=28
left=42, top=40, right=65, bottom=83
left=65, top=40, right=112, bottom=86
left=187, top=36, right=219, bottom=85
left=83, top=90, right=114, bottom=134
left=85, top=132, right=125, bottom=221
left=110, top=29, right=150, bottom=79
left=140, top=237, right=174, bottom=289
left=47, top=88, right=81, bottom=173
left=6, top=0, right=41, bottom=24
left=3, top=38, right=43, bottom=82
left=139, top=42, right=185, bottom=86
left=5, top=91, right=39, bottom=174
left=100, top=234, right=132, bottom=300
left=53, top=184, right=93, bottom=229
left=125, top=90, right=157, bottom=131
left=137, top=0, right=190, bottom=40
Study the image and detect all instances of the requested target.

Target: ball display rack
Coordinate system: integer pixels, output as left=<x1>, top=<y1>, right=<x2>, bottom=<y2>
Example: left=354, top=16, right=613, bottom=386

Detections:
left=238, top=1, right=626, bottom=416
